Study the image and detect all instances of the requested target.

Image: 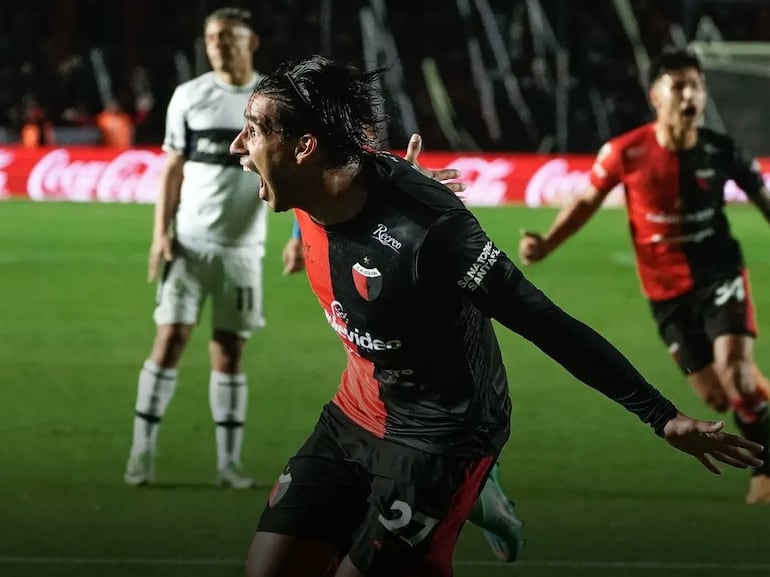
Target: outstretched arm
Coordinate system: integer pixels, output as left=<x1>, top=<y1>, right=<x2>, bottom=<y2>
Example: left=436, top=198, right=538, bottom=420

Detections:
left=418, top=212, right=764, bottom=474
left=498, top=274, right=761, bottom=472
left=518, top=185, right=608, bottom=264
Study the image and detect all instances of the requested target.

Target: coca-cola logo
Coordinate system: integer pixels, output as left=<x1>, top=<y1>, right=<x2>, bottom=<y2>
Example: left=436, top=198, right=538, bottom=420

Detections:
left=446, top=157, right=515, bottom=206
left=27, top=149, right=166, bottom=203
left=0, top=149, right=13, bottom=197
left=2, top=147, right=767, bottom=207
left=524, top=158, right=624, bottom=207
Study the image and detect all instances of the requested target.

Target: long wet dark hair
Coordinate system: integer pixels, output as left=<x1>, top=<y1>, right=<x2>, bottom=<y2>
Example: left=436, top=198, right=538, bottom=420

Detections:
left=254, top=55, right=388, bottom=167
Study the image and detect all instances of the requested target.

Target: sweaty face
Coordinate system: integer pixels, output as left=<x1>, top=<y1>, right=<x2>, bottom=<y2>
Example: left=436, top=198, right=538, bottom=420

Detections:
left=204, top=19, right=255, bottom=76
left=650, top=67, right=706, bottom=132
left=230, top=94, right=296, bottom=213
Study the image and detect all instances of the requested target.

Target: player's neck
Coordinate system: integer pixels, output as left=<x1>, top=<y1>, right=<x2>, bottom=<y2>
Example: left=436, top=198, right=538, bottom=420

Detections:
left=305, top=164, right=367, bottom=227
left=654, top=122, right=697, bottom=151
left=214, top=68, right=256, bottom=88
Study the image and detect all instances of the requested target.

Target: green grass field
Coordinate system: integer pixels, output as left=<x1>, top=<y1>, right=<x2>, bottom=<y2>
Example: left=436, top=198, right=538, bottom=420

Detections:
left=1, top=200, right=769, bottom=577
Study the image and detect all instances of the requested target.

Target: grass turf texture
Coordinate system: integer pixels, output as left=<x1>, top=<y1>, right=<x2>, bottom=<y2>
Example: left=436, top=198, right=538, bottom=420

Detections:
left=1, top=200, right=769, bottom=577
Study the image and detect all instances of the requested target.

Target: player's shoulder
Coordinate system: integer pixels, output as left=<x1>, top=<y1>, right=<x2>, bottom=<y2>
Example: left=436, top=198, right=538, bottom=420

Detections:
left=176, top=71, right=218, bottom=92
left=171, top=72, right=219, bottom=102
left=697, top=127, right=737, bottom=154
left=595, top=123, right=655, bottom=167
left=368, top=152, right=466, bottom=220
left=611, top=123, right=655, bottom=150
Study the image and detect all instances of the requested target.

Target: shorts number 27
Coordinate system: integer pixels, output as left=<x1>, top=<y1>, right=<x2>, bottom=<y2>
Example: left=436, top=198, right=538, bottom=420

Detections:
left=377, top=499, right=439, bottom=546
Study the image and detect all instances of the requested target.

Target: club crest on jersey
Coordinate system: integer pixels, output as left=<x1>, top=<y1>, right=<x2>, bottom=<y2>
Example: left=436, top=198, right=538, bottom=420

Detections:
left=352, top=262, right=382, bottom=302
left=268, top=467, right=292, bottom=507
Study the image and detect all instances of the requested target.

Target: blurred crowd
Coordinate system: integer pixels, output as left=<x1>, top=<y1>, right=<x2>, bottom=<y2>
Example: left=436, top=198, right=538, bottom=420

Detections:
left=1, top=0, right=769, bottom=152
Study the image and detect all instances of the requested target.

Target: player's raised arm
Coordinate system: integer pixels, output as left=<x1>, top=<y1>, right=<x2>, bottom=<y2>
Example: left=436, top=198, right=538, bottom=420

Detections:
left=519, top=140, right=623, bottom=265
left=147, top=150, right=184, bottom=282
left=518, top=185, right=609, bottom=265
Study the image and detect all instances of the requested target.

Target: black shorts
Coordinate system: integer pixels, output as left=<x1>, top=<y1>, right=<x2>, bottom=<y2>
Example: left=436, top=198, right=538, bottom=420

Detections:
left=649, top=270, right=758, bottom=374
left=258, top=402, right=496, bottom=577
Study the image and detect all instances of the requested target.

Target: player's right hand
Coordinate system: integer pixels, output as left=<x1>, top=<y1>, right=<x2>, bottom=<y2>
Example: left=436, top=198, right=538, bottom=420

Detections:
left=518, top=230, right=550, bottom=265
left=661, top=412, right=764, bottom=474
left=148, top=234, right=174, bottom=282
left=282, top=237, right=305, bottom=276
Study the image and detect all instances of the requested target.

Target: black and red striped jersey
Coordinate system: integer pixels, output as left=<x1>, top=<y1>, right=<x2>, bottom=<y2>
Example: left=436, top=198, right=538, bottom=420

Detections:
left=591, top=123, right=764, bottom=302
left=297, top=153, right=679, bottom=456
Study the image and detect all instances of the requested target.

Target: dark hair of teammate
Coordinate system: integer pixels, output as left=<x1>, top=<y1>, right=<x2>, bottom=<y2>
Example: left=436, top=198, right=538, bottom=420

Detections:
left=648, top=48, right=703, bottom=87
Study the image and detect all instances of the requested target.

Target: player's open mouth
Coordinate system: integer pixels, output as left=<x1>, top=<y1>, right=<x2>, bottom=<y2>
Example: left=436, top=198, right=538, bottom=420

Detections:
left=240, top=157, right=259, bottom=174
left=681, top=105, right=697, bottom=117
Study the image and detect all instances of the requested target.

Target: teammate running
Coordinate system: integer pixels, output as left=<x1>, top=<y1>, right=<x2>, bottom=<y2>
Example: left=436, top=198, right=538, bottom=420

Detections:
left=519, top=48, right=770, bottom=504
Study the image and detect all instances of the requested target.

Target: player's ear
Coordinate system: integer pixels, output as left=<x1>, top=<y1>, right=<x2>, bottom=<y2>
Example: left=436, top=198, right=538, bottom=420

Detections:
left=294, top=134, right=317, bottom=164
left=648, top=83, right=660, bottom=109
left=250, top=32, right=259, bottom=53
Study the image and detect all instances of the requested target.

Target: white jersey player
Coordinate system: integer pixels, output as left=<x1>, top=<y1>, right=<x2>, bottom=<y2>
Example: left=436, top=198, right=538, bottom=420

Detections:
left=125, top=7, right=265, bottom=488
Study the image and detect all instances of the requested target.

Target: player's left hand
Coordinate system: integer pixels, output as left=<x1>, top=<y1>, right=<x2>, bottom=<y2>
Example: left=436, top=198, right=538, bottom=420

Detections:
left=662, top=412, right=764, bottom=474
left=404, top=134, right=466, bottom=194
left=282, top=237, right=305, bottom=276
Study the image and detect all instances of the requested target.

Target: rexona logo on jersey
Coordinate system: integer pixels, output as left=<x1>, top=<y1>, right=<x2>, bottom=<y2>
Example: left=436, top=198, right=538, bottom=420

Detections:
left=458, top=241, right=500, bottom=291
left=352, top=262, right=383, bottom=301
left=323, top=301, right=402, bottom=351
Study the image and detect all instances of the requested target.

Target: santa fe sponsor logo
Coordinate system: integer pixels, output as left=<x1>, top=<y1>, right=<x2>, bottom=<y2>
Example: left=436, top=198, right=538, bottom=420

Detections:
left=372, top=224, right=402, bottom=253
left=458, top=241, right=500, bottom=291
left=323, top=301, right=402, bottom=351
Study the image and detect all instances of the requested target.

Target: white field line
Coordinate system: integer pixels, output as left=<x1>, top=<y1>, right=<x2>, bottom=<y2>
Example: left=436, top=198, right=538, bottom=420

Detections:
left=0, top=556, right=769, bottom=571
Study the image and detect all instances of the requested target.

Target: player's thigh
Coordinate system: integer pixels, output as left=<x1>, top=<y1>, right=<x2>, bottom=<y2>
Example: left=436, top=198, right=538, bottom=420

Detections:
left=153, top=246, right=207, bottom=326
left=712, top=333, right=755, bottom=397
left=211, top=248, right=265, bottom=338
left=246, top=532, right=340, bottom=577
left=345, top=452, right=496, bottom=577
left=704, top=271, right=758, bottom=343
left=649, top=296, right=713, bottom=374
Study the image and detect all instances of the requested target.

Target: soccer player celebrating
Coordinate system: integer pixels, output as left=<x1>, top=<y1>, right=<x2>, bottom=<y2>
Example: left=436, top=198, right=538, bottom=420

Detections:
left=230, top=55, right=763, bottom=576
left=281, top=134, right=525, bottom=563
left=124, top=8, right=265, bottom=488
left=519, top=48, right=770, bottom=504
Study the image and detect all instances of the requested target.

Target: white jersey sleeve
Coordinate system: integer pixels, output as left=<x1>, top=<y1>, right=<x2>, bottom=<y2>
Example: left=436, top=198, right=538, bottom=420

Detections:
left=162, top=85, right=189, bottom=155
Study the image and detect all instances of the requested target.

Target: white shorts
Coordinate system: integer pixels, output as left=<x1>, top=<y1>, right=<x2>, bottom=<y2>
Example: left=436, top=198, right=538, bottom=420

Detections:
left=153, top=241, right=265, bottom=338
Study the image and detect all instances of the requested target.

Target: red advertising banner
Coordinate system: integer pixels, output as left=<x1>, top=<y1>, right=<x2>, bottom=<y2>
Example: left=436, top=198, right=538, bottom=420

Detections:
left=1, top=146, right=767, bottom=206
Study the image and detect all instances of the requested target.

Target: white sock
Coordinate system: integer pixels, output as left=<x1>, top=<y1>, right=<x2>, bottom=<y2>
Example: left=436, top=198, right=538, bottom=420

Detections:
left=209, top=371, right=248, bottom=470
left=129, top=360, right=178, bottom=457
